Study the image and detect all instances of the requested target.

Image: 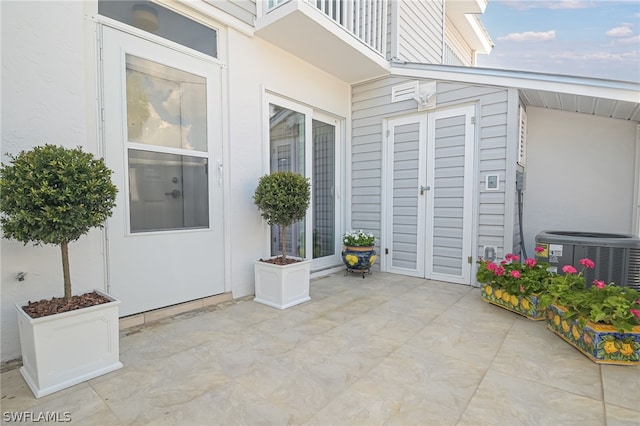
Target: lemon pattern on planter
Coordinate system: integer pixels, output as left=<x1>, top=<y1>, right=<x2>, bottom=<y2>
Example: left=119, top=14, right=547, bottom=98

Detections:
left=341, top=246, right=376, bottom=278
left=546, top=304, right=640, bottom=365
left=481, top=283, right=545, bottom=320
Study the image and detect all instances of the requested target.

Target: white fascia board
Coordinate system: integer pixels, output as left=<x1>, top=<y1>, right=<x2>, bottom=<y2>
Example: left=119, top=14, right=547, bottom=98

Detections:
left=465, top=14, right=493, bottom=54
left=390, top=64, right=640, bottom=103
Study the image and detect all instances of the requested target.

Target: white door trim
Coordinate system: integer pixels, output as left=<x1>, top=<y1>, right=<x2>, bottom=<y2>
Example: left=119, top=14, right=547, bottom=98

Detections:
left=382, top=114, right=427, bottom=277
left=262, top=92, right=343, bottom=269
left=100, top=26, right=226, bottom=316
left=382, top=105, right=476, bottom=285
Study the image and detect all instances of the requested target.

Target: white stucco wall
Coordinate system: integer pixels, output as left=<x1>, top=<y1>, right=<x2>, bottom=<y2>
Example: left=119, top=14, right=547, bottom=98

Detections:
left=1, top=1, right=105, bottom=362
left=225, top=29, right=350, bottom=298
left=522, top=107, right=637, bottom=255
left=1, top=2, right=350, bottom=361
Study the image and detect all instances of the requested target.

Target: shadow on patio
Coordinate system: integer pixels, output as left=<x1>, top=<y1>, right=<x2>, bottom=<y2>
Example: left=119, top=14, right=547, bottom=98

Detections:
left=2, top=272, right=639, bottom=425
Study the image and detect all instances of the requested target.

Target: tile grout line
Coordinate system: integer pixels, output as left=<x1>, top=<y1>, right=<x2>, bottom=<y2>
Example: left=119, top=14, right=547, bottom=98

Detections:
left=454, top=313, right=517, bottom=426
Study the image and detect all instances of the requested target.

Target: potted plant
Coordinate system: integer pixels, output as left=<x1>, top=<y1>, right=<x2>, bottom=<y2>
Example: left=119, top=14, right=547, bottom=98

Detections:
left=539, top=259, right=640, bottom=365
left=341, top=230, right=377, bottom=278
left=253, top=171, right=311, bottom=309
left=476, top=247, right=551, bottom=320
left=0, top=144, right=120, bottom=397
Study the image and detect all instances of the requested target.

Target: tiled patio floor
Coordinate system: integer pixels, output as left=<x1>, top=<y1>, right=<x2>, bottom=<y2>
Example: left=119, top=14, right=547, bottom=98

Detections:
left=2, top=272, right=639, bottom=425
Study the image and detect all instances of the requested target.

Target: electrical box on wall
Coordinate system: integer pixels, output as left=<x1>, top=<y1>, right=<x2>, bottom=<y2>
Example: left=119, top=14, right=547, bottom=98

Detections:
left=516, top=171, right=525, bottom=191
left=486, top=174, right=499, bottom=190
left=483, top=246, right=497, bottom=261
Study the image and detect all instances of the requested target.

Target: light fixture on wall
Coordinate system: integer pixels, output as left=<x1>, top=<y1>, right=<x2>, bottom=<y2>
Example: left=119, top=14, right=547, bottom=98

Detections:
left=132, top=4, right=158, bottom=32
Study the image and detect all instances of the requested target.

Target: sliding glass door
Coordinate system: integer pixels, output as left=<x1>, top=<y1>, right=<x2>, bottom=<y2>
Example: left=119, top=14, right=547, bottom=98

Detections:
left=267, top=97, right=341, bottom=269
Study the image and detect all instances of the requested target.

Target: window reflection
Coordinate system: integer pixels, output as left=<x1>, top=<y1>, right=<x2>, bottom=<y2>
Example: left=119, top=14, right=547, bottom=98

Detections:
left=126, top=55, right=207, bottom=151
left=129, top=150, right=209, bottom=232
left=269, top=104, right=305, bottom=257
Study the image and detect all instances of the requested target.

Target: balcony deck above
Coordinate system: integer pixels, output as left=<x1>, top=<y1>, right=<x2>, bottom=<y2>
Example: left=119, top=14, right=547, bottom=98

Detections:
left=255, top=0, right=390, bottom=84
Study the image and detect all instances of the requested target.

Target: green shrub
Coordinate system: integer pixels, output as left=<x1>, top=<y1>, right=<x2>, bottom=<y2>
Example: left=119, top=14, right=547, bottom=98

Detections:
left=0, top=144, right=117, bottom=300
left=253, top=171, right=310, bottom=259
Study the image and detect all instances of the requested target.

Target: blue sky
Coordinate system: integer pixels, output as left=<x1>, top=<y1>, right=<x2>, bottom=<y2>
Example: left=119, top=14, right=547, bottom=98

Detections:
left=475, top=0, right=640, bottom=83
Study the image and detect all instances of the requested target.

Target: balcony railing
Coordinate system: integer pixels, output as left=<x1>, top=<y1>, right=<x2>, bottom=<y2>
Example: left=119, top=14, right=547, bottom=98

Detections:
left=265, top=0, right=388, bottom=56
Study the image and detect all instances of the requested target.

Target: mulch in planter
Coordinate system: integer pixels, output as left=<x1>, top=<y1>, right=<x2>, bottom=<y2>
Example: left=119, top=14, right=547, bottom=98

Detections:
left=22, top=292, right=111, bottom=319
left=259, top=256, right=303, bottom=265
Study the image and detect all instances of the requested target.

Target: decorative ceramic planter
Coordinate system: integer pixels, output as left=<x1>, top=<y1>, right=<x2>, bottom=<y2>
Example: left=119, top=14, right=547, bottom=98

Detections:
left=546, top=304, right=640, bottom=365
left=480, top=283, right=545, bottom=320
left=254, top=258, right=311, bottom=309
left=341, top=246, right=376, bottom=278
left=15, top=290, right=123, bottom=398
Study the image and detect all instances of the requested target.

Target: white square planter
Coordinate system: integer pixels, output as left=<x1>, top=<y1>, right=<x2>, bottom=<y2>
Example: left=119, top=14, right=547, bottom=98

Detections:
left=15, top=290, right=123, bottom=398
left=254, top=259, right=311, bottom=309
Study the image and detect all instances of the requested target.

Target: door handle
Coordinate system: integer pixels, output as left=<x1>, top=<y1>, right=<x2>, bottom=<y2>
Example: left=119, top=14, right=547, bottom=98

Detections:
left=165, top=189, right=181, bottom=199
left=420, top=185, right=430, bottom=195
left=217, top=160, right=223, bottom=187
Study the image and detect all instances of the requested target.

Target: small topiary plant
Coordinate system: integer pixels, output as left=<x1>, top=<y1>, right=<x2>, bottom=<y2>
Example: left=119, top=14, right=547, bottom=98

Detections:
left=253, top=171, right=310, bottom=262
left=0, top=144, right=117, bottom=302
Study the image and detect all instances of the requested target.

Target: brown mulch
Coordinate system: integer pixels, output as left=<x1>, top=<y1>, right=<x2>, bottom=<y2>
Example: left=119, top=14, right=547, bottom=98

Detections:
left=259, top=256, right=304, bottom=265
left=21, top=291, right=111, bottom=319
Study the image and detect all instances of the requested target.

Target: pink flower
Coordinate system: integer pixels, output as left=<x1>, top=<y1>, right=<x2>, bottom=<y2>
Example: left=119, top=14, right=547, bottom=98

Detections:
left=494, top=266, right=506, bottom=276
left=579, top=258, right=595, bottom=269
left=504, top=253, right=520, bottom=262
left=525, top=258, right=537, bottom=268
left=500, top=260, right=507, bottom=265
left=519, top=285, right=525, bottom=293
left=562, top=265, right=577, bottom=274
left=630, top=309, right=640, bottom=319
left=510, top=270, right=521, bottom=278
left=593, top=280, right=606, bottom=289
left=534, top=246, right=545, bottom=253
left=486, top=262, right=498, bottom=271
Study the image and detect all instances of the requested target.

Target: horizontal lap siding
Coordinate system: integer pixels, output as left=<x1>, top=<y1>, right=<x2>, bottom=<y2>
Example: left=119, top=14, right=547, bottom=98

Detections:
left=438, top=83, right=510, bottom=256
left=398, top=1, right=442, bottom=63
left=352, top=77, right=510, bottom=271
left=205, top=0, right=255, bottom=25
left=444, top=15, right=473, bottom=66
left=352, top=77, right=410, bottom=240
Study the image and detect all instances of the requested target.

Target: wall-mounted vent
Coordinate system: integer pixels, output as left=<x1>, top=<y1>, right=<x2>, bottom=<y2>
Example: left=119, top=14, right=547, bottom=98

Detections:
left=391, top=81, right=436, bottom=110
left=391, top=81, right=419, bottom=102
left=518, top=105, right=527, bottom=166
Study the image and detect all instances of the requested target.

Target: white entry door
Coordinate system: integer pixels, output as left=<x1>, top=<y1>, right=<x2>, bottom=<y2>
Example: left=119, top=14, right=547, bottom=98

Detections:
left=101, top=27, right=225, bottom=316
left=384, top=105, right=476, bottom=284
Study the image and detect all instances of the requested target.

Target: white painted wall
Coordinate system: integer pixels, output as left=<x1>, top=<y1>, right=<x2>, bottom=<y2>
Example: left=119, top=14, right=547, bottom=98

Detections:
left=225, top=29, right=350, bottom=298
left=523, top=107, right=637, bottom=255
left=1, top=1, right=104, bottom=362
left=1, top=2, right=350, bottom=361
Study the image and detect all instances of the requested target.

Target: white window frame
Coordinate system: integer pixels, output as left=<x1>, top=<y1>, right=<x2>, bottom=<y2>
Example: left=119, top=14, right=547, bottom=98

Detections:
left=263, top=93, right=343, bottom=269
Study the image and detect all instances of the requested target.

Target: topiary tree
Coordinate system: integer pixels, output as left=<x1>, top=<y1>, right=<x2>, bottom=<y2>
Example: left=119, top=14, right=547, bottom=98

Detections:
left=0, top=144, right=117, bottom=301
left=253, top=171, right=310, bottom=260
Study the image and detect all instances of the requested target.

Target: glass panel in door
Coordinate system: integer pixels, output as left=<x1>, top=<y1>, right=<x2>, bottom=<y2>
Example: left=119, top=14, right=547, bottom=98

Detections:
left=312, top=119, right=335, bottom=259
left=128, top=150, right=209, bottom=232
left=269, top=104, right=305, bottom=257
left=125, top=54, right=209, bottom=233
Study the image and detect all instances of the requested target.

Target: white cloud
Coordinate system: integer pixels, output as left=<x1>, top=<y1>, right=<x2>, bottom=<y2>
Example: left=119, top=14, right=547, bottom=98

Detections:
left=617, top=35, right=640, bottom=45
left=606, top=24, right=634, bottom=37
left=546, top=1, right=593, bottom=10
left=501, top=0, right=595, bottom=11
left=551, top=50, right=639, bottom=62
left=498, top=30, right=556, bottom=42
